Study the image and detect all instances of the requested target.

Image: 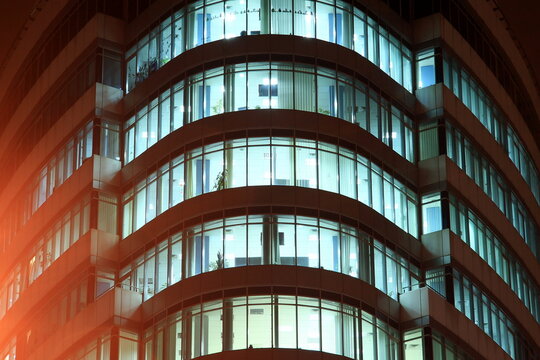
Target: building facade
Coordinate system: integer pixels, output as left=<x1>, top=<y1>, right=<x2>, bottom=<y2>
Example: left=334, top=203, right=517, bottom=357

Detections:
left=0, top=0, right=538, bottom=359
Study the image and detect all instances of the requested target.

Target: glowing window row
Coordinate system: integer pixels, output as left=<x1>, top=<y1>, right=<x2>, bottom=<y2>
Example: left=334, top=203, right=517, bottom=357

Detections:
left=142, top=294, right=399, bottom=360
left=0, top=192, right=119, bottom=322
left=422, top=193, right=539, bottom=323
left=124, top=61, right=415, bottom=164
left=120, top=214, right=420, bottom=301
left=25, top=277, right=90, bottom=352
left=122, top=137, right=418, bottom=238
left=0, top=196, right=90, bottom=320
left=65, top=330, right=138, bottom=360
left=427, top=268, right=528, bottom=359
left=417, top=49, right=540, bottom=207
left=443, top=52, right=540, bottom=206
left=126, top=0, right=413, bottom=93
left=419, top=120, right=538, bottom=259
left=0, top=120, right=120, bottom=255
left=403, top=328, right=474, bottom=360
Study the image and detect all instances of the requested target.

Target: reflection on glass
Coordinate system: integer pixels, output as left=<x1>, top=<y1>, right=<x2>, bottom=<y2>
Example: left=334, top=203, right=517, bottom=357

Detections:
left=416, top=49, right=436, bottom=89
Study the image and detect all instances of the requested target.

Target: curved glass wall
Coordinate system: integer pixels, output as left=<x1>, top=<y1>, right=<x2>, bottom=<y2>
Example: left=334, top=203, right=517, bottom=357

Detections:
left=445, top=123, right=538, bottom=257
left=119, top=214, right=421, bottom=301
left=65, top=330, right=138, bottom=360
left=0, top=196, right=90, bottom=320
left=418, top=49, right=540, bottom=207
left=421, top=193, right=540, bottom=323
left=142, top=294, right=400, bottom=359
left=124, top=61, right=415, bottom=164
left=419, top=120, right=538, bottom=259
left=0, top=119, right=120, bottom=255
left=0, top=192, right=119, bottom=321
left=25, top=277, right=91, bottom=352
left=125, top=0, right=413, bottom=93
left=426, top=268, right=535, bottom=359
left=122, top=137, right=418, bottom=238
left=403, top=328, right=474, bottom=360
left=24, top=122, right=92, bottom=226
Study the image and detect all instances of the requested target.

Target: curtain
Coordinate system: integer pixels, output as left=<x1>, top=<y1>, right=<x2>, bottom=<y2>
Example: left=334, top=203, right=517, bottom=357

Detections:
left=270, top=0, right=292, bottom=34
left=272, top=143, right=293, bottom=185
left=185, top=158, right=194, bottom=199
left=294, top=70, right=315, bottom=112
left=339, top=154, right=356, bottom=199
left=319, top=149, right=338, bottom=193
left=341, top=234, right=352, bottom=276
left=276, top=68, right=293, bottom=109
left=339, top=7, right=353, bottom=48
left=293, top=0, right=315, bottom=37
left=338, top=83, right=354, bottom=122
left=260, top=0, right=271, bottom=33
left=224, top=67, right=235, bottom=112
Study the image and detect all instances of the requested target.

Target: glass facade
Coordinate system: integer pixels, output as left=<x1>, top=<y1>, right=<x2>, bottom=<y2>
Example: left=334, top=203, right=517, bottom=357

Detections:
left=426, top=268, right=532, bottom=359
left=0, top=196, right=91, bottom=320
left=143, top=294, right=399, bottom=359
left=65, top=332, right=111, bottom=360
left=419, top=120, right=539, bottom=259
left=125, top=0, right=413, bottom=93
left=3, top=48, right=121, bottom=194
left=415, top=0, right=539, bottom=135
left=0, top=120, right=120, bottom=255
left=26, top=122, right=93, bottom=222
left=4, top=0, right=540, bottom=358
left=0, top=0, right=123, bottom=126
left=124, top=61, right=415, bottom=164
left=440, top=50, right=540, bottom=206
left=64, top=330, right=139, bottom=360
left=403, top=328, right=473, bottom=360
left=122, top=137, right=418, bottom=238
left=421, top=193, right=540, bottom=323
left=415, top=49, right=436, bottom=89
left=25, top=277, right=90, bottom=352
left=120, top=214, right=420, bottom=301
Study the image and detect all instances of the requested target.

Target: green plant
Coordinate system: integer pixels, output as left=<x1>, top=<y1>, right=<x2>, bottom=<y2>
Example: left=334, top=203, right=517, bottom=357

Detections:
left=318, top=107, right=330, bottom=115
left=209, top=250, right=227, bottom=270
left=211, top=98, right=224, bottom=114
left=213, top=168, right=228, bottom=190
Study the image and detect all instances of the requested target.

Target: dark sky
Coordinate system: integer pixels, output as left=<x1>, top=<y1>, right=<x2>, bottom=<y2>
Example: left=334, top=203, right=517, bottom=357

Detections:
left=0, top=0, right=539, bottom=89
